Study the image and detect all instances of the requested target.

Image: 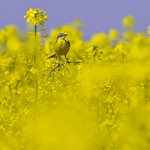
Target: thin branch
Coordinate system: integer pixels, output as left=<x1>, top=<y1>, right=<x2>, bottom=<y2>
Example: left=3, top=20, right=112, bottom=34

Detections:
left=46, top=61, right=85, bottom=81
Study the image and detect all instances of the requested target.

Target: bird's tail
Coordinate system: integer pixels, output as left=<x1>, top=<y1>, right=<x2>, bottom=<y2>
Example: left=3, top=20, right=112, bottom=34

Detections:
left=46, top=53, right=56, bottom=59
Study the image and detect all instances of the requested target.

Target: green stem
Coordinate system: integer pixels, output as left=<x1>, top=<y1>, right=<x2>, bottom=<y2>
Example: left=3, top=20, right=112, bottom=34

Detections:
left=46, top=61, right=86, bottom=81
left=13, top=53, right=17, bottom=73
left=34, top=25, right=37, bottom=61
left=34, top=24, right=38, bottom=103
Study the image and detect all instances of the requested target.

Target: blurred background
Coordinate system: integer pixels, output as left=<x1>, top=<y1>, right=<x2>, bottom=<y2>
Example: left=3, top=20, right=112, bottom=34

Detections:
left=0, top=0, right=150, bottom=40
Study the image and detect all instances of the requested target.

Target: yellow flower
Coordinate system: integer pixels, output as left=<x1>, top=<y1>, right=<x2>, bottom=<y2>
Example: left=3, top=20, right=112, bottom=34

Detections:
left=123, top=30, right=134, bottom=39
left=42, top=28, right=46, bottom=31
left=39, top=20, right=45, bottom=26
left=27, top=32, right=34, bottom=35
left=109, top=29, right=119, bottom=40
left=43, top=33, right=48, bottom=40
left=37, top=9, right=46, bottom=14
left=24, top=8, right=37, bottom=22
left=24, top=8, right=48, bottom=26
left=30, top=67, right=36, bottom=74
left=147, top=26, right=150, bottom=35
left=27, top=22, right=34, bottom=30
left=122, top=15, right=134, bottom=27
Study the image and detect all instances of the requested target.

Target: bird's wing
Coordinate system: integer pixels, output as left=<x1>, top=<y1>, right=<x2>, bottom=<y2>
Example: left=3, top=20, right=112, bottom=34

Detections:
left=64, top=39, right=70, bottom=47
left=66, top=40, right=70, bottom=47
left=54, top=40, right=57, bottom=45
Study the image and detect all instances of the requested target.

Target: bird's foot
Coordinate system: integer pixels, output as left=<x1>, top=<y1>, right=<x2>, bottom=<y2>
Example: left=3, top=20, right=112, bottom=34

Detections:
left=57, top=63, right=60, bottom=67
left=65, top=55, right=70, bottom=64
left=66, top=60, right=70, bottom=64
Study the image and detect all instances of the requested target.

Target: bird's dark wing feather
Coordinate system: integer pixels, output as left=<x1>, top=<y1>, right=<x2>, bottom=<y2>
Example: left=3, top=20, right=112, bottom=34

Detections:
left=54, top=40, right=57, bottom=45
left=67, top=40, right=70, bottom=47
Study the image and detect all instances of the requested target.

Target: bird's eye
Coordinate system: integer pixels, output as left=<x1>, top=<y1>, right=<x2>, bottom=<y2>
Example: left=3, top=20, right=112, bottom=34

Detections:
left=57, top=33, right=65, bottom=39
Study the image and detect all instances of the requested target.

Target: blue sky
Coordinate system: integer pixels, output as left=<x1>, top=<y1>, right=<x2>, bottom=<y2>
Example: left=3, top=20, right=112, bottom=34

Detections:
left=0, top=0, right=150, bottom=40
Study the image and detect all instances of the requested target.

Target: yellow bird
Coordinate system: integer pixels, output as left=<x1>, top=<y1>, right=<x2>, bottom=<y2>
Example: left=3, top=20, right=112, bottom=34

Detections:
left=46, top=33, right=70, bottom=63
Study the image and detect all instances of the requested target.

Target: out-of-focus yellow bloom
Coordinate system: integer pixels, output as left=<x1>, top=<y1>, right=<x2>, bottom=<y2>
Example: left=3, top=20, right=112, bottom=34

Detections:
left=109, top=29, right=119, bottom=40
left=42, top=28, right=46, bottom=31
left=30, top=67, right=36, bottom=74
left=123, top=30, right=134, bottom=39
left=147, top=26, right=150, bottom=35
left=133, top=33, right=146, bottom=45
left=91, top=32, right=109, bottom=47
left=73, top=18, right=83, bottom=28
left=38, top=43, right=43, bottom=50
left=27, top=32, right=34, bottom=35
left=43, top=33, right=48, bottom=40
left=122, top=15, right=134, bottom=27
left=27, top=22, right=34, bottom=30
left=0, top=29, right=6, bottom=44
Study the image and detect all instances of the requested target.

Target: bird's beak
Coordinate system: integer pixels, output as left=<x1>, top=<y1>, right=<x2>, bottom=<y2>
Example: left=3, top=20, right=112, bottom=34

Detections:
left=65, top=34, right=68, bottom=36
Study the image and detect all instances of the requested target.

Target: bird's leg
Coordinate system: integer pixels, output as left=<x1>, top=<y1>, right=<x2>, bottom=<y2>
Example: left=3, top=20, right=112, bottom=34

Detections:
left=65, top=55, right=70, bottom=64
left=58, top=56, right=61, bottom=66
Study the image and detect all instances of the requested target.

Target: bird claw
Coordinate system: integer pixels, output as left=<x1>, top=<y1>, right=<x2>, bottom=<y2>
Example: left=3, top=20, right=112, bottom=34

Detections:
left=65, top=57, right=70, bottom=64
left=66, top=60, right=70, bottom=64
left=57, top=63, right=60, bottom=67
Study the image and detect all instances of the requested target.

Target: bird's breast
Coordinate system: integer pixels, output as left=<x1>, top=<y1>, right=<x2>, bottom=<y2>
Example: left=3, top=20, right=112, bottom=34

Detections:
left=54, top=39, right=70, bottom=55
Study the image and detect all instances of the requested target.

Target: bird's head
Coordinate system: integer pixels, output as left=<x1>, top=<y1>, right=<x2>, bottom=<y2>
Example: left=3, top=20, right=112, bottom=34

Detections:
left=57, top=33, right=68, bottom=39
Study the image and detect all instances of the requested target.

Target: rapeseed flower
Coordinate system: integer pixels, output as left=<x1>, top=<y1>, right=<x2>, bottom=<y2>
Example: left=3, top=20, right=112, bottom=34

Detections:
left=122, top=15, right=134, bottom=27
left=147, top=25, right=150, bottom=35
left=109, top=29, right=119, bottom=40
left=24, top=8, right=48, bottom=41
left=24, top=8, right=48, bottom=26
left=43, top=33, right=48, bottom=40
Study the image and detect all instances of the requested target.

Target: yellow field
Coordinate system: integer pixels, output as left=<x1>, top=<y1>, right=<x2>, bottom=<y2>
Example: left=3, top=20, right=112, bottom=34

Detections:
left=0, top=14, right=150, bottom=149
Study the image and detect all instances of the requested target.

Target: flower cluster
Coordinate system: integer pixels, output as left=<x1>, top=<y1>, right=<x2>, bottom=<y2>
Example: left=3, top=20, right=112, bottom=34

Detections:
left=24, top=8, right=48, bottom=40
left=24, top=8, right=48, bottom=26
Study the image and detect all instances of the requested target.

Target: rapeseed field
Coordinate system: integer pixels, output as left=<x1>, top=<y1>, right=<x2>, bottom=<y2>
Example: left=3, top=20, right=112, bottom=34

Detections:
left=0, top=9, right=150, bottom=150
